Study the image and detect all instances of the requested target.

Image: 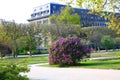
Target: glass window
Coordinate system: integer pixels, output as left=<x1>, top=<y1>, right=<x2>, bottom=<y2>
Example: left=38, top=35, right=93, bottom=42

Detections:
left=37, top=21, right=42, bottom=24
left=53, top=6, right=56, bottom=9
left=43, top=19, right=48, bottom=24
left=61, top=6, right=64, bottom=10
left=41, top=12, right=43, bottom=14
left=53, top=10, right=55, bottom=13
left=40, top=7, right=42, bottom=10
left=46, top=6, right=49, bottom=8
left=47, top=10, right=49, bottom=14
left=34, top=9, right=36, bottom=12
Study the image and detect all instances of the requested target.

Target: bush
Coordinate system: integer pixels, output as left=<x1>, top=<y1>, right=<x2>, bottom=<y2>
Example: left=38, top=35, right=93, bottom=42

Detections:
left=49, top=38, right=91, bottom=66
left=0, top=62, right=29, bottom=80
left=101, top=35, right=115, bottom=51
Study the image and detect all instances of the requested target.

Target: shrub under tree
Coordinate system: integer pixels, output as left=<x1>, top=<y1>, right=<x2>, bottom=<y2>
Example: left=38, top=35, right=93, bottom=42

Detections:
left=49, top=38, right=91, bottom=66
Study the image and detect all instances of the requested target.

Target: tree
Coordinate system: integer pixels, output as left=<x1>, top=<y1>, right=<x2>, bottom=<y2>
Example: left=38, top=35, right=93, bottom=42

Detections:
left=50, top=6, right=80, bottom=25
left=89, top=32, right=103, bottom=51
left=114, top=37, right=120, bottom=49
left=22, top=23, right=48, bottom=55
left=46, top=24, right=81, bottom=42
left=101, top=35, right=115, bottom=51
left=1, top=22, right=24, bottom=58
left=0, top=24, right=11, bottom=44
left=60, top=0, right=120, bottom=34
left=81, top=26, right=120, bottom=51
left=0, top=22, right=20, bottom=58
left=82, top=27, right=120, bottom=38
left=23, top=23, right=37, bottom=56
left=61, top=0, right=120, bottom=12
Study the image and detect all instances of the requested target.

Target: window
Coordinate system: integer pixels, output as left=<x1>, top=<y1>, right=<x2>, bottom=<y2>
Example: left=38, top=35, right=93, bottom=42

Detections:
left=40, top=7, right=42, bottom=10
left=34, top=9, right=36, bottom=12
left=37, top=21, right=42, bottom=24
left=47, top=10, right=49, bottom=13
left=31, top=13, right=36, bottom=17
left=46, top=6, right=49, bottom=8
left=91, top=16, right=93, bottom=19
left=52, top=10, right=55, bottom=14
left=43, top=19, right=48, bottom=24
left=41, top=12, right=43, bottom=14
left=44, top=11, right=46, bottom=14
left=61, top=6, right=64, bottom=10
left=53, top=6, right=56, bottom=9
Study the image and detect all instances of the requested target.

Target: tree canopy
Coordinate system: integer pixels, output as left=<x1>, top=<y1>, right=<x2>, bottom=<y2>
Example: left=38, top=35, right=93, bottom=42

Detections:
left=60, top=0, right=120, bottom=34
left=50, top=6, right=80, bottom=25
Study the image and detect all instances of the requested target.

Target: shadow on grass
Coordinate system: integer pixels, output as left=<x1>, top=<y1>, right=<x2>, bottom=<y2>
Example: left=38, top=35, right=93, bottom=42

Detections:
left=79, top=60, right=120, bottom=66
left=55, top=60, right=120, bottom=70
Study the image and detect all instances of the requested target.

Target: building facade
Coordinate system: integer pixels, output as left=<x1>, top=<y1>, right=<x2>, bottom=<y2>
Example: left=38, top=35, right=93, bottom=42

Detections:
left=28, top=2, right=108, bottom=27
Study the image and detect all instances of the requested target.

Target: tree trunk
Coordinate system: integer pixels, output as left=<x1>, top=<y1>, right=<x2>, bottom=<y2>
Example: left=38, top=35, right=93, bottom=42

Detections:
left=0, top=52, right=2, bottom=58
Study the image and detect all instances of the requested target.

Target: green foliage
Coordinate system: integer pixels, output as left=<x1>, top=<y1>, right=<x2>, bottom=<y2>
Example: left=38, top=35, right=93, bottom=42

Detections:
left=0, top=24, right=11, bottom=44
left=89, top=32, right=103, bottom=51
left=116, top=51, right=120, bottom=56
left=0, top=62, right=29, bottom=80
left=82, top=26, right=119, bottom=38
left=114, top=37, right=120, bottom=47
left=61, top=0, right=120, bottom=34
left=107, top=14, right=120, bottom=34
left=0, top=22, right=28, bottom=58
left=81, top=27, right=120, bottom=50
left=1, top=22, right=82, bottom=57
left=50, top=6, right=80, bottom=25
left=31, top=50, right=48, bottom=55
left=44, top=24, right=81, bottom=42
left=101, top=35, right=115, bottom=51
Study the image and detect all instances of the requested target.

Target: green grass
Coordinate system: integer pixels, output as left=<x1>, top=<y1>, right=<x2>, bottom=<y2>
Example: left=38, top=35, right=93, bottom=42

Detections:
left=91, top=51, right=120, bottom=58
left=44, top=59, right=120, bottom=70
left=79, top=60, right=120, bottom=69
left=0, top=56, right=48, bottom=65
left=0, top=50, right=120, bottom=70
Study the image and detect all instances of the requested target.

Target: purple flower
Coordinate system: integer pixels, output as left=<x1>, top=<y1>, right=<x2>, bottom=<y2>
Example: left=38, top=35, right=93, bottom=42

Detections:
left=49, top=38, right=91, bottom=65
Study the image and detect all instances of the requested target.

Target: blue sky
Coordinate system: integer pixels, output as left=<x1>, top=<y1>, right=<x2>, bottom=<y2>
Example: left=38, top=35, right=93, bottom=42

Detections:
left=0, top=0, right=63, bottom=23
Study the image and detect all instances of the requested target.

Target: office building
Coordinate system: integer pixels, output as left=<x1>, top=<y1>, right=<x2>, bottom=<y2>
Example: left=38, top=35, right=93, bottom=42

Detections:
left=28, top=2, right=108, bottom=27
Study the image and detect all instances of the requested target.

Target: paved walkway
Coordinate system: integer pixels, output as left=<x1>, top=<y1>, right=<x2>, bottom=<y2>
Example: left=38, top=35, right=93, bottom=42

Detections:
left=23, top=64, right=120, bottom=80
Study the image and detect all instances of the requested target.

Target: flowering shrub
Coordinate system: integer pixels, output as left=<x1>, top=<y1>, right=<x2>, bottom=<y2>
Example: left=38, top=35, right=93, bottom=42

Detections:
left=49, top=38, right=91, bottom=66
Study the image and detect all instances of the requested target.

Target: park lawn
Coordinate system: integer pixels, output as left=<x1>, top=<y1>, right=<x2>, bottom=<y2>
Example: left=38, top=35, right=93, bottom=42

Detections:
left=0, top=56, right=48, bottom=65
left=0, top=51, right=120, bottom=69
left=78, top=59, right=120, bottom=69
left=91, top=51, right=120, bottom=58
left=44, top=59, right=120, bottom=70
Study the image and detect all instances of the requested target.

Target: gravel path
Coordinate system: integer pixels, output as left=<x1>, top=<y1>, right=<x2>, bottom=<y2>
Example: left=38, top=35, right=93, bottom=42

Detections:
left=22, top=64, right=120, bottom=80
